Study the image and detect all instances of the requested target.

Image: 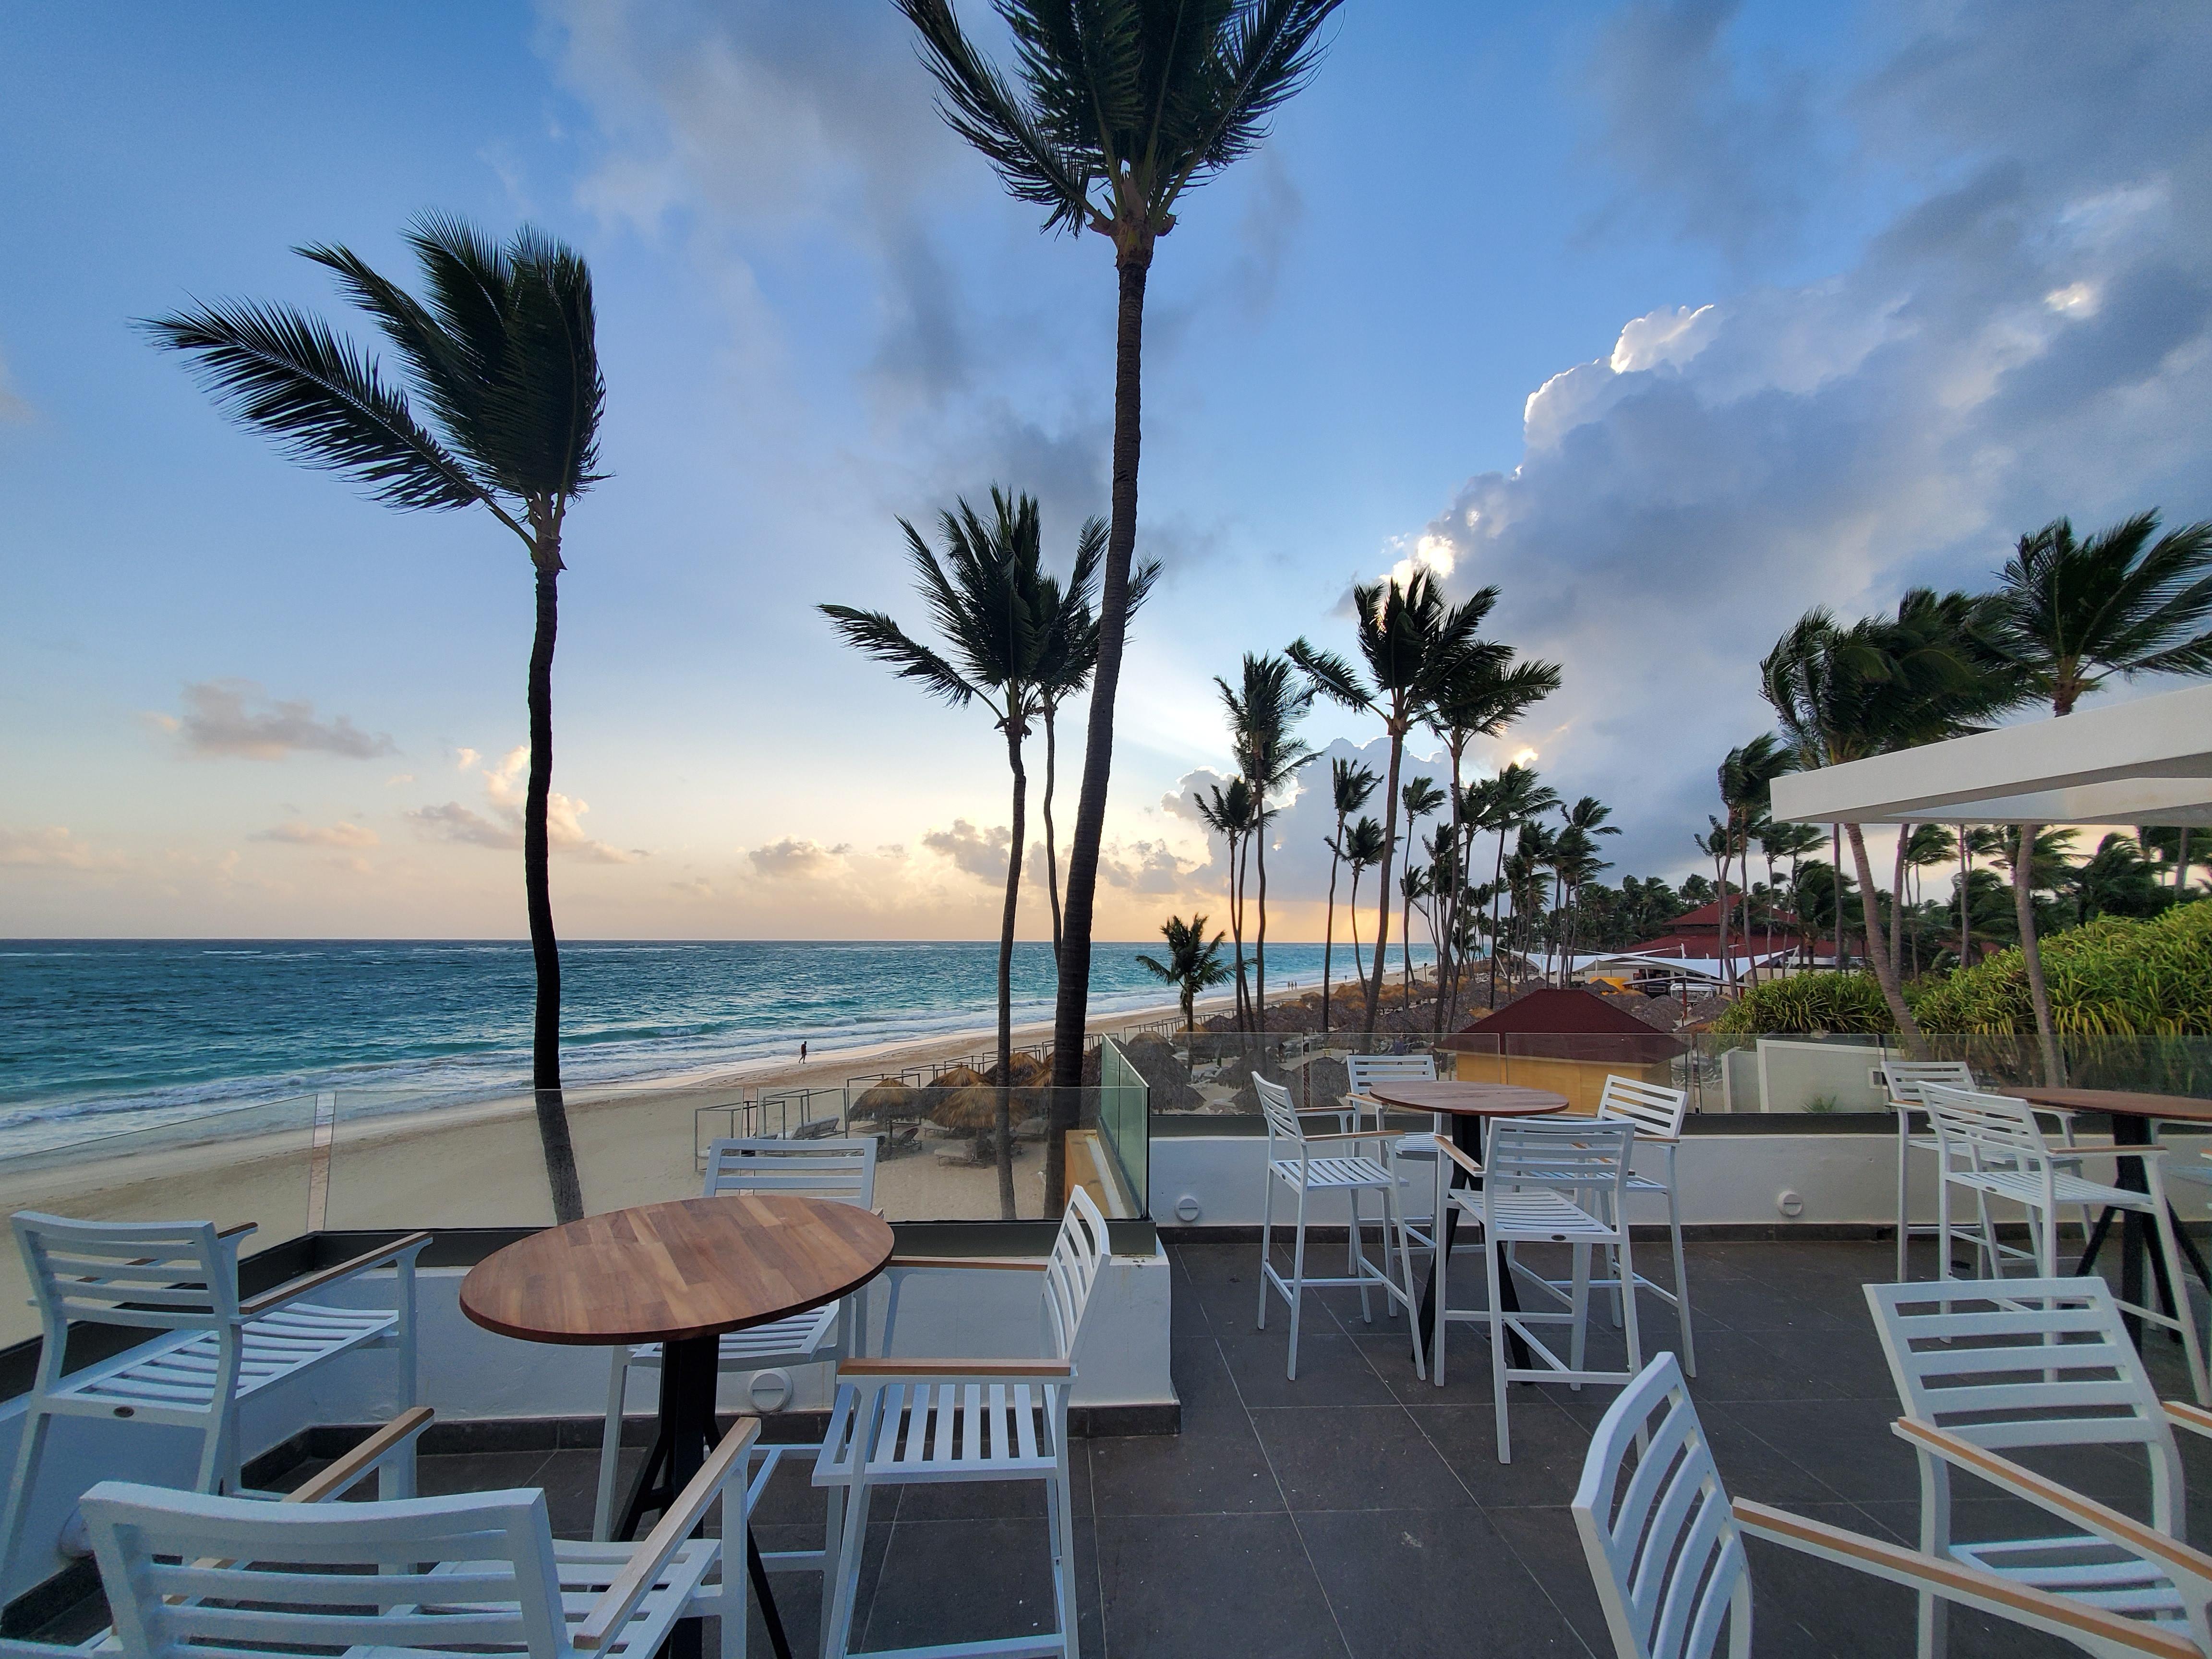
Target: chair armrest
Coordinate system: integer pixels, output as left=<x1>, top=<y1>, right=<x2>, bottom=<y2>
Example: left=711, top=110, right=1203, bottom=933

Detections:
left=837, top=1357, right=1073, bottom=1380
left=1298, top=1130, right=1387, bottom=1147
left=238, top=1231, right=433, bottom=1318
left=1297, top=1108, right=1357, bottom=1133
left=1731, top=1499, right=2199, bottom=1659
left=287, top=1407, right=434, bottom=1504
left=885, top=1256, right=1048, bottom=1272
left=576, top=1417, right=759, bottom=1651
left=2165, top=1400, right=2212, bottom=1443
left=1437, top=1138, right=1486, bottom=1183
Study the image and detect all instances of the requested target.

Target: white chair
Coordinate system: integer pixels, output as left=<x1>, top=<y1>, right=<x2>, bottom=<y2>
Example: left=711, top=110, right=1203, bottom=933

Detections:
left=1254, top=1074, right=1424, bottom=1382
left=1344, top=1051, right=1442, bottom=1246
left=1921, top=1085, right=2208, bottom=1404
left=79, top=1415, right=761, bottom=1659
left=1432, top=1117, right=1641, bottom=1462
left=1, top=1213, right=427, bottom=1577
left=809, top=1189, right=1109, bottom=1659
left=593, top=1137, right=878, bottom=1541
left=1573, top=1350, right=2191, bottom=1659
left=1867, top=1277, right=2212, bottom=1657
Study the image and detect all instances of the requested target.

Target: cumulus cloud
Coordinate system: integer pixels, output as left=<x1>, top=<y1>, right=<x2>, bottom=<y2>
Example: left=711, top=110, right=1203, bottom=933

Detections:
left=409, top=747, right=645, bottom=863
left=255, top=820, right=380, bottom=849
left=152, top=680, right=397, bottom=761
left=1396, top=0, right=2212, bottom=880
left=748, top=837, right=844, bottom=878
left=0, top=826, right=126, bottom=872
left=922, top=819, right=1012, bottom=883
left=407, top=801, right=520, bottom=851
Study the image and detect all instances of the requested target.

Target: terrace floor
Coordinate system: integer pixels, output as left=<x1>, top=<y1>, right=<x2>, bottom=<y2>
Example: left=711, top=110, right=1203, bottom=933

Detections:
left=37, top=1236, right=2212, bottom=1658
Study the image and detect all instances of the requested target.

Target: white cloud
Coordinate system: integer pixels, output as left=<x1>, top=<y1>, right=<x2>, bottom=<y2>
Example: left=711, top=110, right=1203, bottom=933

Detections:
left=0, top=826, right=126, bottom=872
left=921, top=819, right=1011, bottom=884
left=155, top=680, right=397, bottom=761
left=255, top=820, right=380, bottom=849
left=406, top=801, right=520, bottom=850
left=747, top=837, right=843, bottom=878
left=409, top=747, right=645, bottom=864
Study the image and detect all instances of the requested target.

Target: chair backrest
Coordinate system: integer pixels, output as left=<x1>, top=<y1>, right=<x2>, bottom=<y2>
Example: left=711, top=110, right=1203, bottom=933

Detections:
left=1253, top=1074, right=1304, bottom=1144
left=12, top=1213, right=241, bottom=1337
left=1920, top=1084, right=2052, bottom=1172
left=1572, top=1352, right=1750, bottom=1659
left=1486, top=1118, right=1637, bottom=1214
left=82, top=1479, right=572, bottom=1659
left=1344, top=1052, right=1436, bottom=1095
left=1864, top=1277, right=2183, bottom=1531
left=704, top=1137, right=878, bottom=1208
left=1039, top=1187, right=1111, bottom=1364
left=1876, top=1059, right=1977, bottom=1106
left=1596, top=1076, right=1689, bottom=1140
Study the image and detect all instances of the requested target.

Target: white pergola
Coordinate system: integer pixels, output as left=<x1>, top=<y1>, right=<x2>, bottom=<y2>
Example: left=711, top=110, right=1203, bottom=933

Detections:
left=1769, top=682, right=2212, bottom=828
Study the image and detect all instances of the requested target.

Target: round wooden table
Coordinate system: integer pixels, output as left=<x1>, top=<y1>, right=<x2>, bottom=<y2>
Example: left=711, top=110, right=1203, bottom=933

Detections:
left=1366, top=1082, right=1569, bottom=1367
left=2014, top=1087, right=2212, bottom=1342
left=461, top=1194, right=895, bottom=1659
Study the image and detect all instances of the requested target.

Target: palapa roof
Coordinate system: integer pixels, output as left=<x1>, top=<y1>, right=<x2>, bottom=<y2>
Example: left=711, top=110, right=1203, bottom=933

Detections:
left=1443, top=987, right=1686, bottom=1061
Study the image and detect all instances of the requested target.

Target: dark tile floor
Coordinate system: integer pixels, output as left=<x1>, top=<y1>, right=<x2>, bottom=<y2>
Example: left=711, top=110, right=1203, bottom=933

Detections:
left=38, top=1236, right=2212, bottom=1658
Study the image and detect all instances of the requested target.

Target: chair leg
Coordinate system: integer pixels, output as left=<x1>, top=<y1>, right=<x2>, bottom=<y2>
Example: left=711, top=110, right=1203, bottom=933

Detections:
left=197, top=1408, right=237, bottom=1496
left=1569, top=1243, right=1589, bottom=1385
left=822, top=1474, right=876, bottom=1659
left=1256, top=1168, right=1274, bottom=1331
left=1050, top=1454, right=1079, bottom=1658
left=1896, top=1116, right=1912, bottom=1281
left=1937, top=1170, right=1956, bottom=1286
left=1488, top=1228, right=1512, bottom=1463
left=1389, top=1181, right=1426, bottom=1382
left=1350, top=1186, right=1374, bottom=1325
left=0, top=1407, right=53, bottom=1575
left=1432, top=1188, right=1451, bottom=1389
left=1667, top=1172, right=1696, bottom=1378
left=819, top=1481, right=845, bottom=1645
left=594, top=1349, right=633, bottom=1541
left=1618, top=1231, right=1644, bottom=1377
left=1286, top=1185, right=1310, bottom=1382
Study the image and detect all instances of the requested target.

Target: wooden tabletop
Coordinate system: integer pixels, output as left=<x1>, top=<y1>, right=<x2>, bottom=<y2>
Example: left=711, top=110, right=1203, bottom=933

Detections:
left=1365, top=1081, right=1569, bottom=1118
left=459, top=1194, right=896, bottom=1347
left=2014, top=1087, right=2212, bottom=1125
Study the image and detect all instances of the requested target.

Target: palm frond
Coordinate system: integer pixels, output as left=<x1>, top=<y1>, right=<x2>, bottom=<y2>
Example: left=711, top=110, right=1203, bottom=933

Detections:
left=481, top=229, right=606, bottom=500
left=1286, top=636, right=1371, bottom=712
left=1174, top=0, right=1342, bottom=197
left=818, top=603, right=979, bottom=708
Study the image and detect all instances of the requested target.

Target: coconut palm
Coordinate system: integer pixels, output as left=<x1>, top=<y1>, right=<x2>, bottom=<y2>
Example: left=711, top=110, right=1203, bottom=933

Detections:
left=1218, top=653, right=1315, bottom=1031
left=1193, top=777, right=1259, bottom=1026
left=1717, top=737, right=1798, bottom=989
left=2140, top=827, right=2203, bottom=893
left=1398, top=776, right=1446, bottom=1007
left=1339, top=815, right=1387, bottom=997
left=896, top=0, right=1346, bottom=1101
left=144, top=216, right=604, bottom=1223
left=1987, top=509, right=2212, bottom=1081
left=822, top=489, right=1065, bottom=1219
left=2071, top=834, right=2163, bottom=923
left=1320, top=757, right=1379, bottom=1034
left=1553, top=798, right=1620, bottom=974
left=1136, top=913, right=1230, bottom=1034
left=1479, top=763, right=1561, bottom=1008
left=1899, top=823, right=1956, bottom=974
left=1290, top=574, right=1493, bottom=1032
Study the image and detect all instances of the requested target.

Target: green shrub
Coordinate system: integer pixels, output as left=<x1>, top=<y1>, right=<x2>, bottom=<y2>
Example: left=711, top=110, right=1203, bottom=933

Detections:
left=1912, top=900, right=2212, bottom=1037
left=1713, top=973, right=1899, bottom=1035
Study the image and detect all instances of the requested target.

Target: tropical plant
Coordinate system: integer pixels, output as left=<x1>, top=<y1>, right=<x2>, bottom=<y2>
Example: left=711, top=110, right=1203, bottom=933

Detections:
left=822, top=489, right=1065, bottom=1218
left=1478, top=763, right=1560, bottom=1006
left=1553, top=795, right=1619, bottom=977
left=1712, top=973, right=1902, bottom=1036
left=1986, top=509, right=2212, bottom=1081
left=2071, top=833, right=2165, bottom=924
left=1136, top=913, right=1230, bottom=1034
left=1320, top=757, right=1378, bottom=1033
left=1716, top=736, right=1798, bottom=988
left=896, top=0, right=1346, bottom=1116
left=1398, top=775, right=1446, bottom=1005
left=1914, top=901, right=2212, bottom=1038
left=2140, top=827, right=2205, bottom=893
left=144, top=216, right=604, bottom=1222
left=1339, top=814, right=1386, bottom=998
left=1193, top=777, right=1259, bottom=1025
left=1217, top=653, right=1315, bottom=1030
left=1899, top=823, right=1957, bottom=974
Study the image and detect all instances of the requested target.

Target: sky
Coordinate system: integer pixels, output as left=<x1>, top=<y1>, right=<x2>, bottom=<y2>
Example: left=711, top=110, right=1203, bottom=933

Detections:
left=2, top=0, right=2208, bottom=942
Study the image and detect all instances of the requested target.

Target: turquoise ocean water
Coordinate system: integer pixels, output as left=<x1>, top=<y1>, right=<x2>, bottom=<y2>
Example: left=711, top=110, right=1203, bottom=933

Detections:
left=0, top=938, right=1436, bottom=1152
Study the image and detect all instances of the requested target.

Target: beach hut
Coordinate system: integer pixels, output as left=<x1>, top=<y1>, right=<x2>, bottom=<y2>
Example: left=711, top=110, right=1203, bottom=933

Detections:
left=1440, top=987, right=1686, bottom=1112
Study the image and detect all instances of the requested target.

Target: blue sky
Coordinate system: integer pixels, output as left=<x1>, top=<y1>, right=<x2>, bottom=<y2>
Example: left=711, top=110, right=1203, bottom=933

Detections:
left=3, top=1, right=2208, bottom=939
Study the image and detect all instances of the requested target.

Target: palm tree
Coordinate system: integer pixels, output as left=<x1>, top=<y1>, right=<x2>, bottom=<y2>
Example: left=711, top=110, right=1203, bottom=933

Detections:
left=1218, top=654, right=1315, bottom=1032
left=1900, top=823, right=1956, bottom=974
left=1291, top=574, right=1492, bottom=1033
left=1554, top=798, right=1619, bottom=974
left=1136, top=914, right=1229, bottom=1034
left=822, top=489, right=1062, bottom=1219
left=1760, top=820, right=1825, bottom=967
left=1340, top=815, right=1386, bottom=998
left=1320, top=757, right=1378, bottom=1034
left=144, top=216, right=604, bottom=1223
left=897, top=0, right=1346, bottom=1100
left=2140, top=827, right=2203, bottom=893
left=1716, top=736, right=1797, bottom=989
left=1193, top=778, right=1258, bottom=1026
left=1480, top=764, right=1561, bottom=1008
left=1398, top=776, right=1446, bottom=1008
left=1988, top=510, right=2212, bottom=1082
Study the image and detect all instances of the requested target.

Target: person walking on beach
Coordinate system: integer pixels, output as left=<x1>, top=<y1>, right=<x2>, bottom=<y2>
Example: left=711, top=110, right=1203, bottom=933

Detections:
left=800, top=1042, right=808, bottom=1065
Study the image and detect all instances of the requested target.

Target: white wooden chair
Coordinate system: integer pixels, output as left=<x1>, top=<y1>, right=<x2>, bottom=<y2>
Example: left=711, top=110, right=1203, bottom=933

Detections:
left=593, top=1137, right=878, bottom=1540
left=1344, top=1051, right=1442, bottom=1248
left=1921, top=1086, right=2208, bottom=1404
left=1866, top=1276, right=2212, bottom=1657
left=1254, top=1074, right=1424, bottom=1382
left=809, top=1189, right=1109, bottom=1659
left=1, top=1213, right=428, bottom=1578
left=1574, top=1351, right=2196, bottom=1659
left=78, top=1415, right=761, bottom=1659
left=1432, top=1117, right=1641, bottom=1462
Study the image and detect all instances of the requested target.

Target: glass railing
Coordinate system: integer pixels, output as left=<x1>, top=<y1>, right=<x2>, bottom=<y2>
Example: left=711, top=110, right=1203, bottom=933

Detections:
left=1098, top=1038, right=1149, bottom=1217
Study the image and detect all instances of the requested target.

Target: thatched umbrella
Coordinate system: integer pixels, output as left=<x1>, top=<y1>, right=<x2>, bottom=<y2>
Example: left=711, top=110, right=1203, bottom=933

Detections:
left=932, top=1080, right=1003, bottom=1164
left=850, top=1077, right=915, bottom=1123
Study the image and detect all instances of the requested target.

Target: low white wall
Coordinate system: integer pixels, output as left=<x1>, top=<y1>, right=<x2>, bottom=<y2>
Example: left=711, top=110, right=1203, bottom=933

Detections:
left=0, top=1242, right=1172, bottom=1602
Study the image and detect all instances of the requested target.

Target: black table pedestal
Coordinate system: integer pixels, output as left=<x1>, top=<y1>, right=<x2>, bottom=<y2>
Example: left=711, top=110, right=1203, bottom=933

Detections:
left=616, top=1334, right=792, bottom=1659
left=2073, top=1116, right=2203, bottom=1351
left=1414, top=1115, right=1533, bottom=1371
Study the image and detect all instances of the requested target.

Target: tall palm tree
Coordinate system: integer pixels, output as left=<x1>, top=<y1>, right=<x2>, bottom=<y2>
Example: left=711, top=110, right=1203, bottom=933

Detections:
left=1480, top=764, right=1560, bottom=1008
left=1398, top=776, right=1446, bottom=1007
left=1554, top=796, right=1620, bottom=974
left=822, top=489, right=1062, bottom=1219
left=1717, top=736, right=1798, bottom=989
left=1988, top=510, right=2212, bottom=1082
left=1193, top=778, right=1258, bottom=1025
left=145, top=216, right=604, bottom=1223
left=897, top=0, right=1346, bottom=1104
left=1321, top=757, right=1378, bottom=1034
left=1218, top=653, right=1315, bottom=1031
left=1290, top=574, right=1492, bottom=1033
left=1136, top=913, right=1229, bottom=1034
left=1900, top=823, right=1956, bottom=974
left=1340, top=815, right=1386, bottom=997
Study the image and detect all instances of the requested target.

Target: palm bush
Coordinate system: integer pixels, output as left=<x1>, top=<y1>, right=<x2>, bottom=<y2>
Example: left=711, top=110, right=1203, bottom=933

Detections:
left=1915, top=901, right=2212, bottom=1038
left=1713, top=973, right=1901, bottom=1036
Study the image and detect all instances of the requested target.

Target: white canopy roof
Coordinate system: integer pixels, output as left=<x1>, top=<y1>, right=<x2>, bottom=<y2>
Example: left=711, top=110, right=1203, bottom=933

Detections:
left=1571, top=950, right=1796, bottom=983
left=1770, top=682, right=2212, bottom=829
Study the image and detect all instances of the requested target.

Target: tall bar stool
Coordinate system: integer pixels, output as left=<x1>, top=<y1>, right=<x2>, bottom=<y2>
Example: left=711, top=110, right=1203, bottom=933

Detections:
left=1345, top=1051, right=1441, bottom=1252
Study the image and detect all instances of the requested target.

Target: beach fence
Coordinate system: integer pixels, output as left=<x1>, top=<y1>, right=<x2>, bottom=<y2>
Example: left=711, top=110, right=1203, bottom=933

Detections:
left=692, top=1084, right=847, bottom=1165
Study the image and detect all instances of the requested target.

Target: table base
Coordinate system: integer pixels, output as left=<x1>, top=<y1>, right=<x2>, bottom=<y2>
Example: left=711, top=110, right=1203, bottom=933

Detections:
left=1414, top=1115, right=1533, bottom=1371
left=617, top=1334, right=792, bottom=1659
left=2070, top=1116, right=2210, bottom=1349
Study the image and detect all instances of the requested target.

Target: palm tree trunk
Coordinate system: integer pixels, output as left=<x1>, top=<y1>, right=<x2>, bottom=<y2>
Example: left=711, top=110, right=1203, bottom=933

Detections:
left=1049, top=246, right=1153, bottom=1206
left=1487, top=828, right=1507, bottom=1010
left=1042, top=701, right=1062, bottom=967
left=1715, top=839, right=1731, bottom=994
left=1231, top=833, right=1250, bottom=1029
left=1958, top=824, right=1972, bottom=967
left=1846, top=822, right=1927, bottom=1055
left=1366, top=725, right=1404, bottom=1034
left=995, top=724, right=1026, bottom=1220
left=1321, top=829, right=1342, bottom=1036
left=1348, top=868, right=1368, bottom=996
left=1889, top=825, right=1910, bottom=987
left=1400, top=866, right=1414, bottom=1014
left=2013, top=822, right=2062, bottom=1086
left=1254, top=805, right=1269, bottom=1033
left=526, top=560, right=582, bottom=1225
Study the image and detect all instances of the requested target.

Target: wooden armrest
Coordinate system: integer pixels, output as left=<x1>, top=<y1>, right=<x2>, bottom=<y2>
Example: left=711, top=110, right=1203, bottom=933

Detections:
left=287, top=1407, right=434, bottom=1504
left=217, top=1222, right=257, bottom=1240
left=885, top=1255, right=1048, bottom=1272
left=2165, top=1400, right=2212, bottom=1442
left=1298, top=1130, right=1384, bottom=1146
left=1731, top=1499, right=2198, bottom=1658
left=1436, top=1138, right=1486, bottom=1182
left=238, top=1231, right=433, bottom=1318
left=576, top=1417, right=759, bottom=1651
left=837, top=1357, right=1073, bottom=1379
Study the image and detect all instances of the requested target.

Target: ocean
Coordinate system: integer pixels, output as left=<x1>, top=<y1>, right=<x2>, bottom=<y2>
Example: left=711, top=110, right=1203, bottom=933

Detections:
left=0, top=938, right=1436, bottom=1153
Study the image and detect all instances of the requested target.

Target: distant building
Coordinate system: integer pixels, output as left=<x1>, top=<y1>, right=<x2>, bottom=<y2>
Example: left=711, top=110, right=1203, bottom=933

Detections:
left=1627, top=899, right=1837, bottom=965
left=1441, top=986, right=1686, bottom=1110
